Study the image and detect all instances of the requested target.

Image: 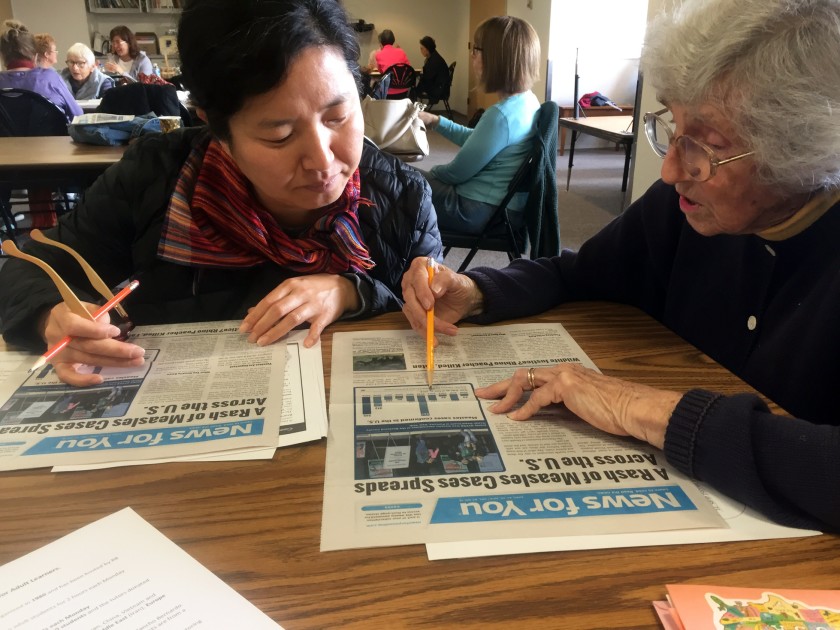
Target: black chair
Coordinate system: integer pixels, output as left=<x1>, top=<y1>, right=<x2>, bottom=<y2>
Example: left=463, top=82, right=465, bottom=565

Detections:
left=381, top=63, right=417, bottom=100
left=97, top=82, right=192, bottom=129
left=417, top=61, right=455, bottom=119
left=440, top=101, right=560, bottom=272
left=0, top=89, right=73, bottom=240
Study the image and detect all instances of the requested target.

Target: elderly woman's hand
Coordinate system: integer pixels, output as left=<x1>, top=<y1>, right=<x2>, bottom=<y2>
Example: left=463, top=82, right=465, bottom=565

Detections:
left=42, top=302, right=146, bottom=387
left=401, top=257, right=483, bottom=340
left=240, top=274, right=359, bottom=348
left=475, top=363, right=682, bottom=450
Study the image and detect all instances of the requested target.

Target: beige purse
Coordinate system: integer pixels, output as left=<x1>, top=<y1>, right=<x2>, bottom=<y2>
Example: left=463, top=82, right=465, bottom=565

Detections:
left=361, top=96, right=429, bottom=158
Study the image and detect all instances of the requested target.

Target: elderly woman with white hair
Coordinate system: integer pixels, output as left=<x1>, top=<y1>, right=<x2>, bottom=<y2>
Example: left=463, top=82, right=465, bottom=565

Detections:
left=60, top=42, right=114, bottom=100
left=401, top=0, right=840, bottom=533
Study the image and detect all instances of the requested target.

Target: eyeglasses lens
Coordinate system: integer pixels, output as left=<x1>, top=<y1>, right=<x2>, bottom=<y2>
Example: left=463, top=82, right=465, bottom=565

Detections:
left=675, top=136, right=711, bottom=181
left=644, top=114, right=672, bottom=158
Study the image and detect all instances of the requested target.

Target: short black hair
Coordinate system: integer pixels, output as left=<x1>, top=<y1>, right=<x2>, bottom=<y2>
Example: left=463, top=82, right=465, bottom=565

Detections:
left=178, top=0, right=361, bottom=140
left=419, top=36, right=436, bottom=52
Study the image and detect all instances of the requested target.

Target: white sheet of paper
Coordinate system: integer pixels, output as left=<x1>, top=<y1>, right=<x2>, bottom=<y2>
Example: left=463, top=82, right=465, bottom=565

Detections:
left=0, top=507, right=283, bottom=629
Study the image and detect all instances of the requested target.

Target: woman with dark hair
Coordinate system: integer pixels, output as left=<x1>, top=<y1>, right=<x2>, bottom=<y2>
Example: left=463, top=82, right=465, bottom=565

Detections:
left=418, top=16, right=540, bottom=235
left=104, top=25, right=153, bottom=80
left=0, top=0, right=441, bottom=387
left=415, top=36, right=449, bottom=105
left=0, top=20, right=81, bottom=121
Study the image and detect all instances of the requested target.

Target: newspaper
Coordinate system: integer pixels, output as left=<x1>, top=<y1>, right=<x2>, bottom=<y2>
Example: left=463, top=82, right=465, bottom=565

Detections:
left=320, top=323, right=726, bottom=551
left=50, top=328, right=328, bottom=471
left=70, top=113, right=135, bottom=125
left=0, top=321, right=289, bottom=470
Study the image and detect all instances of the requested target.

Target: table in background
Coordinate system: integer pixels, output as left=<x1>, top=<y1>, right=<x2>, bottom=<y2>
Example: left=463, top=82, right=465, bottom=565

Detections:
left=558, top=115, right=635, bottom=193
left=0, top=136, right=126, bottom=239
left=76, top=98, right=101, bottom=113
left=1, top=303, right=836, bottom=630
left=0, top=136, right=126, bottom=185
left=557, top=104, right=634, bottom=155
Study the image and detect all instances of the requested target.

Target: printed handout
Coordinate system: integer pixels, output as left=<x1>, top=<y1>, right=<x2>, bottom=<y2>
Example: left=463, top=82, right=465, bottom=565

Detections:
left=0, top=507, right=282, bottom=629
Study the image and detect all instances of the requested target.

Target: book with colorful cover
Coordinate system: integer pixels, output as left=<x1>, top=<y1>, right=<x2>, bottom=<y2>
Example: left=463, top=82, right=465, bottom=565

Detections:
left=654, top=584, right=840, bottom=630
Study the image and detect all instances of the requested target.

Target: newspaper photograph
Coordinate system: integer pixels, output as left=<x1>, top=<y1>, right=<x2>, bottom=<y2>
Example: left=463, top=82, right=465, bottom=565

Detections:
left=321, top=323, right=726, bottom=551
left=0, top=321, right=287, bottom=470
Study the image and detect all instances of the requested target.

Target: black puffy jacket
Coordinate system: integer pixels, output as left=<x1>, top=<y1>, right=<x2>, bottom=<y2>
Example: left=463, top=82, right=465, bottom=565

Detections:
left=0, top=127, right=441, bottom=350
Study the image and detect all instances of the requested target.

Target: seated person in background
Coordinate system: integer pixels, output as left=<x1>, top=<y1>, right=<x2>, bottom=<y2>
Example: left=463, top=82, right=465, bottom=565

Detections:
left=417, top=16, right=540, bottom=235
left=415, top=36, right=448, bottom=105
left=34, top=32, right=58, bottom=70
left=103, top=25, right=153, bottom=81
left=0, top=0, right=441, bottom=388
left=0, top=20, right=82, bottom=122
left=61, top=42, right=114, bottom=100
left=401, top=0, right=840, bottom=533
left=372, top=29, right=410, bottom=98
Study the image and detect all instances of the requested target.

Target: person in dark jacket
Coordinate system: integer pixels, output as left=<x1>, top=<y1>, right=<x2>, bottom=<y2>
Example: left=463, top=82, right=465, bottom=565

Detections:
left=401, top=0, right=840, bottom=533
left=0, top=0, right=441, bottom=388
left=415, top=36, right=448, bottom=104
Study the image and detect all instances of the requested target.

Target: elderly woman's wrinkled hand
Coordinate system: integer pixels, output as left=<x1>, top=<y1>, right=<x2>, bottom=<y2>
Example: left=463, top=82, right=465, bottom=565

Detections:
left=475, top=363, right=682, bottom=450
left=401, top=257, right=483, bottom=340
left=240, top=274, right=359, bottom=349
left=43, top=302, right=146, bottom=387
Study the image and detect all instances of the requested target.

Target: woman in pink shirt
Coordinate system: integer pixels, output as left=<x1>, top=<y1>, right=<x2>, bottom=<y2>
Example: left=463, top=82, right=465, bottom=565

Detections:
left=373, top=29, right=410, bottom=97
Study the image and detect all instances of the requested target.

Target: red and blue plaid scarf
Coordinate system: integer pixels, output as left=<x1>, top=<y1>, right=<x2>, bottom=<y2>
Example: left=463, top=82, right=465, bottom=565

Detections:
left=158, top=136, right=375, bottom=273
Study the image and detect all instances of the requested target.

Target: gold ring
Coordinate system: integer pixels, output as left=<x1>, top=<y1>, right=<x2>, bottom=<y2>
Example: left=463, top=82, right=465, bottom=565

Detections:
left=527, top=367, right=536, bottom=391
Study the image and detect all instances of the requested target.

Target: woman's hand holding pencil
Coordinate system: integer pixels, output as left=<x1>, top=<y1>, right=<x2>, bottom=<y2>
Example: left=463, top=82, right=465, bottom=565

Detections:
left=39, top=281, right=145, bottom=387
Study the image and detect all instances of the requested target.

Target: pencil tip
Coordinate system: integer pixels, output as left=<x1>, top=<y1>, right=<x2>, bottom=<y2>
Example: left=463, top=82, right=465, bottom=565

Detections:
left=28, top=357, right=45, bottom=372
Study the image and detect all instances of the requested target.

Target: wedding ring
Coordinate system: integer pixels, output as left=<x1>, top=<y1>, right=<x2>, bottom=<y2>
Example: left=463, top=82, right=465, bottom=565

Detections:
left=527, top=367, right=536, bottom=391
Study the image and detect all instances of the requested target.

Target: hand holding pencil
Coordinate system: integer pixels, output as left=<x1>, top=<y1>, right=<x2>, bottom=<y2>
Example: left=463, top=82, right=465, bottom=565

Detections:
left=38, top=284, right=146, bottom=387
left=400, top=257, right=486, bottom=340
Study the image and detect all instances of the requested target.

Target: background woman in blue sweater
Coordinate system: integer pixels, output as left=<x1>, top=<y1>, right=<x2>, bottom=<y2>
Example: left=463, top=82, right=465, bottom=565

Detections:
left=417, top=16, right=540, bottom=235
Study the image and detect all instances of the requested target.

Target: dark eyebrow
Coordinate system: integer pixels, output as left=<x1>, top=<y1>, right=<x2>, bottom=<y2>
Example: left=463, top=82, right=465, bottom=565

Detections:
left=255, top=93, right=352, bottom=129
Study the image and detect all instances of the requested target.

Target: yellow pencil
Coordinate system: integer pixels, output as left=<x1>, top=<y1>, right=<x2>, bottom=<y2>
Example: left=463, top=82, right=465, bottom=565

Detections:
left=426, top=257, right=435, bottom=389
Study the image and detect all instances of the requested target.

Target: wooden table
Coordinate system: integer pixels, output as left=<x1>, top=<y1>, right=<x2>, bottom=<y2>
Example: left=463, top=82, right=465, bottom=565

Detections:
left=0, top=136, right=126, bottom=238
left=558, top=115, right=635, bottom=193
left=558, top=105, right=634, bottom=155
left=0, top=136, right=126, bottom=184
left=1, top=304, right=837, bottom=629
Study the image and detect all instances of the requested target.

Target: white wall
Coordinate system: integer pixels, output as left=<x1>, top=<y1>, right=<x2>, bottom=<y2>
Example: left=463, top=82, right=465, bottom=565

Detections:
left=343, top=0, right=471, bottom=114
left=10, top=0, right=89, bottom=58
left=548, top=0, right=646, bottom=107
left=506, top=0, right=551, bottom=103
left=629, top=0, right=674, bottom=202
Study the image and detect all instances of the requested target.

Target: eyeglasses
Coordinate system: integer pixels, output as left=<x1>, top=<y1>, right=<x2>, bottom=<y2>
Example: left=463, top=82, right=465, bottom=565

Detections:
left=643, top=108, right=754, bottom=182
left=471, top=46, right=482, bottom=56
left=66, top=60, right=88, bottom=68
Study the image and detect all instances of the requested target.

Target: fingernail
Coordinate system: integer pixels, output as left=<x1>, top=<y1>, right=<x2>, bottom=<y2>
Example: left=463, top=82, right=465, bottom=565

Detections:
left=108, top=325, right=121, bottom=336
left=130, top=347, right=145, bottom=359
left=239, top=322, right=251, bottom=333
